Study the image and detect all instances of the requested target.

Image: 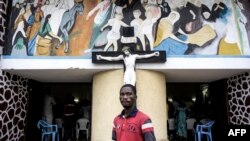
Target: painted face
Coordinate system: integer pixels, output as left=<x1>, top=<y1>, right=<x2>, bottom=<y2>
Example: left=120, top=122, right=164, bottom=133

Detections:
left=124, top=50, right=130, bottom=56
left=157, top=0, right=163, bottom=4
left=133, top=10, right=141, bottom=18
left=120, top=86, right=137, bottom=108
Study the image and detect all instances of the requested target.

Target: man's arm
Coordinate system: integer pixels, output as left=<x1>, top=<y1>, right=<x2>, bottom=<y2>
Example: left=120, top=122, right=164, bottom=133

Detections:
left=97, top=54, right=123, bottom=61
left=135, top=52, right=159, bottom=59
left=142, top=119, right=156, bottom=141
left=112, top=119, right=117, bottom=140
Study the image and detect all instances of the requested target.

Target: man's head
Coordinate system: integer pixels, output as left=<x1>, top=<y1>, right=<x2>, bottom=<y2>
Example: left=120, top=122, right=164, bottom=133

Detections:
left=119, top=84, right=137, bottom=109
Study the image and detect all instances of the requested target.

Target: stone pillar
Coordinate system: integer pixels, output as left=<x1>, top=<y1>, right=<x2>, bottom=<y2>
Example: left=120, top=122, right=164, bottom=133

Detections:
left=91, top=69, right=167, bottom=141
left=92, top=70, right=123, bottom=141
left=136, top=70, right=167, bottom=141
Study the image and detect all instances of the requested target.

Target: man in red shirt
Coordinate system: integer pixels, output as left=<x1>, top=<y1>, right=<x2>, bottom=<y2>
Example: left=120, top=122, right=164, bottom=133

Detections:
left=112, top=84, right=156, bottom=141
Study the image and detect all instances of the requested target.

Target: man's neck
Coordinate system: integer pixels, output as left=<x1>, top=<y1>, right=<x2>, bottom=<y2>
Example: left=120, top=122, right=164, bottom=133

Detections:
left=124, top=105, right=135, bottom=117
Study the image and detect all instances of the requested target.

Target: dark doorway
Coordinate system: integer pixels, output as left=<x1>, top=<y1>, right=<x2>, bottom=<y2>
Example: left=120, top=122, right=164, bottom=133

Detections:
left=167, top=80, right=229, bottom=141
left=209, top=79, right=229, bottom=141
left=25, top=82, right=92, bottom=141
left=25, top=80, right=44, bottom=141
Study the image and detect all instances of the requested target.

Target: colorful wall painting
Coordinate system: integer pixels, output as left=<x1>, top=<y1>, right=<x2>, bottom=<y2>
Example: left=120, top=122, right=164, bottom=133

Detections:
left=3, top=0, right=250, bottom=57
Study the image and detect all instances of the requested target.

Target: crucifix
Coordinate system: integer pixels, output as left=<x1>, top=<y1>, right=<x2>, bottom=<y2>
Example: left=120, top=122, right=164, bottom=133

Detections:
left=92, top=48, right=166, bottom=86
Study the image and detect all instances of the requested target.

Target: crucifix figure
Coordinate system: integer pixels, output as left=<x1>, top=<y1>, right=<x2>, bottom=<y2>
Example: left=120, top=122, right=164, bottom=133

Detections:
left=96, top=49, right=162, bottom=86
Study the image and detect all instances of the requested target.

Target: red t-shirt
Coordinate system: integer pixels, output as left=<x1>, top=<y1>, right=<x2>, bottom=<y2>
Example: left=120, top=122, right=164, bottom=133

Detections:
left=112, top=108, right=156, bottom=141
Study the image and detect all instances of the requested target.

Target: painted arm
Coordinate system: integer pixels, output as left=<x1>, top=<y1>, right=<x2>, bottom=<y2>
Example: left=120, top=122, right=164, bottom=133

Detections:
left=96, top=54, right=123, bottom=61
left=49, top=31, right=63, bottom=43
left=135, top=52, right=159, bottom=59
left=12, top=21, right=26, bottom=45
left=121, top=20, right=129, bottom=27
left=86, top=3, right=101, bottom=20
left=101, top=20, right=112, bottom=31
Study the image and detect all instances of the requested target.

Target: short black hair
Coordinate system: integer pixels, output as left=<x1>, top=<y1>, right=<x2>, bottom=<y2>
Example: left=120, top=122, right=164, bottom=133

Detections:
left=120, top=84, right=137, bottom=95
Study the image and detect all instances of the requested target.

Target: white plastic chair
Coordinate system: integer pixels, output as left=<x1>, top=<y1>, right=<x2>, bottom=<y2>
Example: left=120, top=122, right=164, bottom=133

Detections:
left=76, top=118, right=90, bottom=140
left=168, top=118, right=175, bottom=140
left=186, top=118, right=196, bottom=130
left=186, top=118, right=196, bottom=140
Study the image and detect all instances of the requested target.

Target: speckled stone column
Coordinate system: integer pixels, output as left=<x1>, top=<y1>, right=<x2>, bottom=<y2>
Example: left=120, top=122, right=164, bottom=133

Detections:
left=0, top=0, right=8, bottom=48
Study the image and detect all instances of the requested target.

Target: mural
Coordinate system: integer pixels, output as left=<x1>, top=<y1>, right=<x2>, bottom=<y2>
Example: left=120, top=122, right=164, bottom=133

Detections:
left=3, top=0, right=250, bottom=57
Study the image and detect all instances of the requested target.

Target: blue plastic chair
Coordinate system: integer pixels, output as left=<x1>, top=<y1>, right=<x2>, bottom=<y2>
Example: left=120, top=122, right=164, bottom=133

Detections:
left=37, top=120, right=59, bottom=141
left=195, top=120, right=215, bottom=141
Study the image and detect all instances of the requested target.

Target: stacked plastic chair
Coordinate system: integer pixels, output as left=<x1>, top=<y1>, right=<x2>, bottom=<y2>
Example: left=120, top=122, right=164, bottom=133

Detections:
left=195, top=120, right=215, bottom=141
left=37, top=120, right=59, bottom=141
left=186, top=118, right=196, bottom=140
left=76, top=118, right=90, bottom=140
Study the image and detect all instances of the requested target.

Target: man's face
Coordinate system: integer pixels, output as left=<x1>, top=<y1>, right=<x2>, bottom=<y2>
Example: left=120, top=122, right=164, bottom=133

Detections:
left=120, top=86, right=137, bottom=108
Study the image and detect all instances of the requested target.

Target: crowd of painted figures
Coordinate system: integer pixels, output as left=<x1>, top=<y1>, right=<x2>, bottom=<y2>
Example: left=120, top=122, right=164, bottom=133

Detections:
left=5, top=0, right=250, bottom=56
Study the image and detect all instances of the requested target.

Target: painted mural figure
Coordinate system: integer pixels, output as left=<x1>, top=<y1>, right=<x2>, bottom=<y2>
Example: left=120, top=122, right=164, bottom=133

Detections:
left=57, top=2, right=84, bottom=53
left=141, top=5, right=161, bottom=51
left=154, top=1, right=217, bottom=55
left=92, top=1, right=124, bottom=51
left=192, top=0, right=240, bottom=55
left=154, top=11, right=192, bottom=55
left=12, top=3, right=33, bottom=47
left=130, top=9, right=145, bottom=50
left=157, top=0, right=171, bottom=18
left=27, top=5, right=44, bottom=56
left=101, top=12, right=128, bottom=51
left=36, top=14, right=63, bottom=55
left=41, top=0, right=75, bottom=35
left=11, top=3, right=33, bottom=56
left=5, top=2, right=22, bottom=55
left=122, top=0, right=146, bottom=24
left=234, top=0, right=250, bottom=54
left=11, top=38, right=27, bottom=56
left=12, top=8, right=27, bottom=47
left=86, top=0, right=113, bottom=51
left=154, top=11, right=180, bottom=46
left=96, top=49, right=160, bottom=86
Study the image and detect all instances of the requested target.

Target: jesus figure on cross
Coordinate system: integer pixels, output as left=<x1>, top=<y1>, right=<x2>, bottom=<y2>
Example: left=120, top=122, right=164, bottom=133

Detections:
left=96, top=49, right=160, bottom=86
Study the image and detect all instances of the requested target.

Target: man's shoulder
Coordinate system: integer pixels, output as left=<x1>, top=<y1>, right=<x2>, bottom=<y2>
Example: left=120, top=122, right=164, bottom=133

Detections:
left=113, top=114, right=122, bottom=122
left=136, top=110, right=151, bottom=120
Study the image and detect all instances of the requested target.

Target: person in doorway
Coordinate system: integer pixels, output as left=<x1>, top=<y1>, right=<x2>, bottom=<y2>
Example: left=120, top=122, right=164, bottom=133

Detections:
left=96, top=48, right=159, bottom=86
left=78, top=97, right=91, bottom=119
left=63, top=93, right=77, bottom=141
left=112, top=84, right=156, bottom=141
left=42, top=87, right=56, bottom=124
left=176, top=99, right=188, bottom=140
